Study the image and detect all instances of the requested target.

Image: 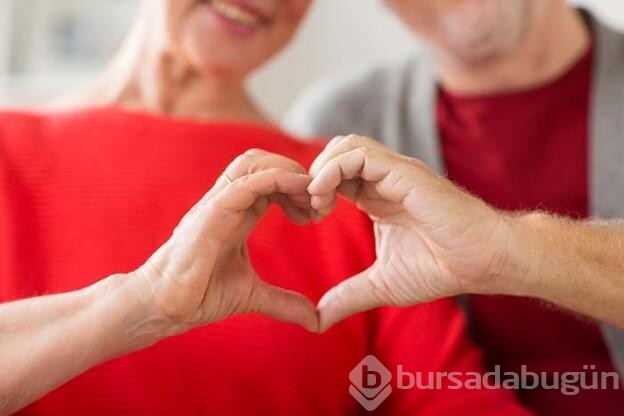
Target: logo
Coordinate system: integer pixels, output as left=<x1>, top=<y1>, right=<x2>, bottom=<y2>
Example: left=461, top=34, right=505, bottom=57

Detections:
left=349, top=355, right=392, bottom=411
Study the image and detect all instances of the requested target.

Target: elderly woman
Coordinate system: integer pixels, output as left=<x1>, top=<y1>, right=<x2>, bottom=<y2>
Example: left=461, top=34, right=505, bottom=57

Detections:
left=0, top=1, right=531, bottom=415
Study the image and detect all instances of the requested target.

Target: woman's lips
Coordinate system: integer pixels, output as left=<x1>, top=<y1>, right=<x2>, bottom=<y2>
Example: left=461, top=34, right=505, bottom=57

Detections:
left=204, top=0, right=271, bottom=30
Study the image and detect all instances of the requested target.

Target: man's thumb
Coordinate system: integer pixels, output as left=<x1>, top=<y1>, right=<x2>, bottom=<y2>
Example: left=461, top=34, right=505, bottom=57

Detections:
left=317, top=267, right=385, bottom=332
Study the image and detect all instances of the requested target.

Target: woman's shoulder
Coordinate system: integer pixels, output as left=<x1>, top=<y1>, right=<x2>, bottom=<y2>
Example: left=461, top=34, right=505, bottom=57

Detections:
left=0, top=109, right=62, bottom=155
left=0, top=109, right=49, bottom=135
left=0, top=107, right=124, bottom=141
left=0, top=107, right=137, bottom=160
left=0, top=106, right=327, bottom=160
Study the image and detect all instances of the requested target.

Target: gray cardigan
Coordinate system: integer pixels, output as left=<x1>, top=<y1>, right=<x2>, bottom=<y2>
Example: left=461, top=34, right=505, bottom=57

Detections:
left=285, top=13, right=624, bottom=376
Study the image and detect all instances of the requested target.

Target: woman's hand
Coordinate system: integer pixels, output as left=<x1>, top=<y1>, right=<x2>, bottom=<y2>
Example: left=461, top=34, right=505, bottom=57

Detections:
left=308, top=135, right=512, bottom=331
left=0, top=150, right=320, bottom=414
left=133, top=150, right=320, bottom=335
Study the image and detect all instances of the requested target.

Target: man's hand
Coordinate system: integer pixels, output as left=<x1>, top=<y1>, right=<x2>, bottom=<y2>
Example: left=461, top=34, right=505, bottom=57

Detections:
left=308, top=135, right=514, bottom=331
left=132, top=150, right=320, bottom=336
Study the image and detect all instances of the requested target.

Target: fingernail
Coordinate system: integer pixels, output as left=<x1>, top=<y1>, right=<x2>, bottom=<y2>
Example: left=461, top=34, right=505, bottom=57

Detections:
left=310, top=195, right=322, bottom=210
left=307, top=179, right=321, bottom=194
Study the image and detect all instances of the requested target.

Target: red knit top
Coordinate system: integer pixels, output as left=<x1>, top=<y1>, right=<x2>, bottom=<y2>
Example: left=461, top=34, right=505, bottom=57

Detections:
left=0, top=108, right=530, bottom=415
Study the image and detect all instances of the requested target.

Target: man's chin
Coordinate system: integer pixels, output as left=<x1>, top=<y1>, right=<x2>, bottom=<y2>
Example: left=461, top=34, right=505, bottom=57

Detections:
left=435, top=42, right=512, bottom=71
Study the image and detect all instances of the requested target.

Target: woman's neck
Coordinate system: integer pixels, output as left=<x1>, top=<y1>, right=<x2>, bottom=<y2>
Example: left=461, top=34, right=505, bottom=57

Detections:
left=59, top=14, right=266, bottom=124
left=111, top=59, right=265, bottom=123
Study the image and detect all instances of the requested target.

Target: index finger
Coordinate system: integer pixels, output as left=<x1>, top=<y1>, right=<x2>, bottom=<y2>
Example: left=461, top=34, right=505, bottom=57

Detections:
left=309, top=135, right=386, bottom=178
left=179, top=150, right=310, bottom=229
left=182, top=169, right=312, bottom=238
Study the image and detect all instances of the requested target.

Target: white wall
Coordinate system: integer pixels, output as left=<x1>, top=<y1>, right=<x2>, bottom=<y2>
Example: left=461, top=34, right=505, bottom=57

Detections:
left=0, top=0, right=12, bottom=95
left=250, top=0, right=624, bottom=120
left=249, top=0, right=415, bottom=119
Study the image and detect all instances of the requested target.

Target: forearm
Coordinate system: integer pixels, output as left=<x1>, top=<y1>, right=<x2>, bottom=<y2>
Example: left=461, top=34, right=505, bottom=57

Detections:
left=496, top=212, right=624, bottom=326
left=0, top=273, right=167, bottom=414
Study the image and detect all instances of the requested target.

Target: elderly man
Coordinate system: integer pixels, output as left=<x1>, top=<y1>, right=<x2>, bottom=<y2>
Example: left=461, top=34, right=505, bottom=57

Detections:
left=287, top=0, right=624, bottom=414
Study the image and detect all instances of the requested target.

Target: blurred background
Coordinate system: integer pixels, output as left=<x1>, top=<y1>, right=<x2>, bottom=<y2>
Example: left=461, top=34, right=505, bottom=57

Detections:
left=0, top=0, right=623, bottom=120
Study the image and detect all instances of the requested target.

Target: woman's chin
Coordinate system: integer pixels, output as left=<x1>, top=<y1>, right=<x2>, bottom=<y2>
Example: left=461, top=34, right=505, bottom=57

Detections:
left=179, top=1, right=288, bottom=77
left=181, top=23, right=271, bottom=77
left=183, top=44, right=257, bottom=79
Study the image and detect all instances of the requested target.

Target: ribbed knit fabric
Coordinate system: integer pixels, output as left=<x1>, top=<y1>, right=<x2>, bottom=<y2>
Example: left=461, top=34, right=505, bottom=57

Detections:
left=0, top=108, right=531, bottom=415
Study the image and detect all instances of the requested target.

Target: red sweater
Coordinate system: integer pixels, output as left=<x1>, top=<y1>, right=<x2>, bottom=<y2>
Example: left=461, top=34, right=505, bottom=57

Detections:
left=438, top=45, right=624, bottom=414
left=0, top=108, right=530, bottom=415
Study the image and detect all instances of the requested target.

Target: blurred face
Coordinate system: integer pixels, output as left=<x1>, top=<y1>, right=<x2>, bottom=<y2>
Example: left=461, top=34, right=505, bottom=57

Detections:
left=384, top=0, right=543, bottom=65
left=156, top=0, right=312, bottom=78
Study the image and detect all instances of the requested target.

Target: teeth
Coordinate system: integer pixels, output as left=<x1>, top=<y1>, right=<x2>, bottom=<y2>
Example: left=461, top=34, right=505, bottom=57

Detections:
left=210, top=0, right=261, bottom=26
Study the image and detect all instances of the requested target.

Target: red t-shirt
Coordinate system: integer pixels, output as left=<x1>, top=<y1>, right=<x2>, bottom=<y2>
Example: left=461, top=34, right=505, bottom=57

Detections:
left=0, top=108, right=530, bottom=415
left=437, top=46, right=624, bottom=414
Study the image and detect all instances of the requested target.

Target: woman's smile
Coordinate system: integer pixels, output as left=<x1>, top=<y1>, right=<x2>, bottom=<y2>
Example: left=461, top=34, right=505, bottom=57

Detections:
left=202, top=0, right=274, bottom=36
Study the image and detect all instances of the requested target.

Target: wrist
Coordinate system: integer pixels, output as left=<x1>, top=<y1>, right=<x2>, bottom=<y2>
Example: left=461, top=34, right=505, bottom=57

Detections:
left=481, top=211, right=548, bottom=298
left=84, top=272, right=171, bottom=360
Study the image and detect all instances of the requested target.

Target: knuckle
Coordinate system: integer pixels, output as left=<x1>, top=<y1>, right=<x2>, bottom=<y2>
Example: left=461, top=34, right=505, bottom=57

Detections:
left=235, top=150, right=302, bottom=175
left=343, top=134, right=361, bottom=147
left=230, top=153, right=252, bottom=171
left=270, top=155, right=303, bottom=173
left=244, top=173, right=268, bottom=194
left=244, top=148, right=265, bottom=157
left=230, top=151, right=264, bottom=176
left=403, top=156, right=432, bottom=174
left=404, top=155, right=426, bottom=167
left=284, top=160, right=306, bottom=174
left=328, top=135, right=345, bottom=146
